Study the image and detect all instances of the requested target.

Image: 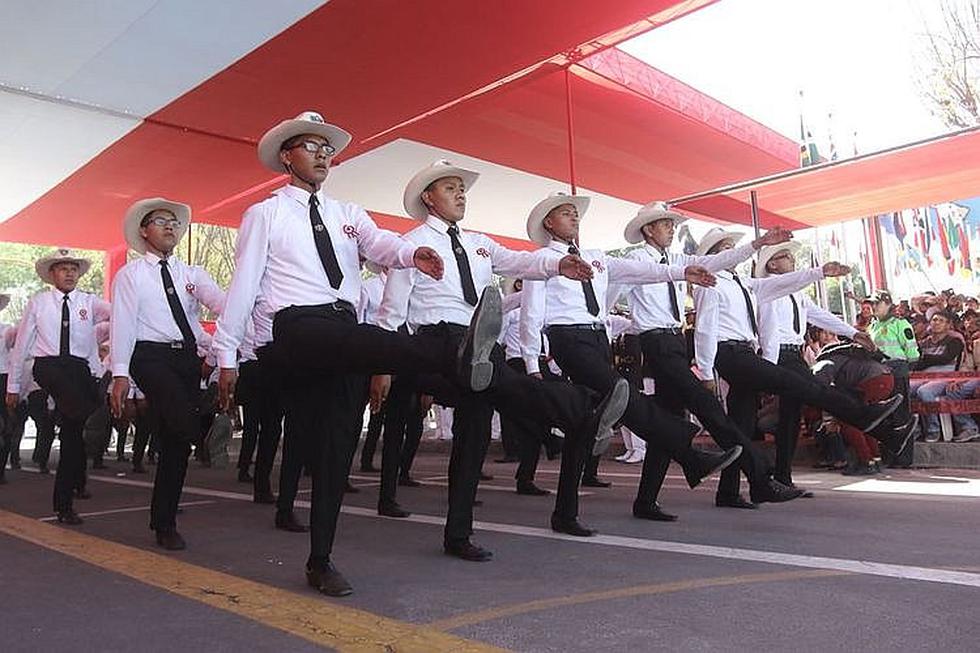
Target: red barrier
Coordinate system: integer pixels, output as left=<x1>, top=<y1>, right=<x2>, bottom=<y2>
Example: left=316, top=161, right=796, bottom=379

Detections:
left=909, top=371, right=980, bottom=381
left=911, top=399, right=980, bottom=415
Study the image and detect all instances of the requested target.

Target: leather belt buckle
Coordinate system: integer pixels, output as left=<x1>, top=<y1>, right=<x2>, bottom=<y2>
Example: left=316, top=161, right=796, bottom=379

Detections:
left=170, top=340, right=184, bottom=350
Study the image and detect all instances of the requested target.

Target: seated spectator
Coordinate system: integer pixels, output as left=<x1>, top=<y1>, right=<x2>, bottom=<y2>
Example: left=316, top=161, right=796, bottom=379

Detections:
left=942, top=379, right=980, bottom=443
left=911, top=311, right=966, bottom=442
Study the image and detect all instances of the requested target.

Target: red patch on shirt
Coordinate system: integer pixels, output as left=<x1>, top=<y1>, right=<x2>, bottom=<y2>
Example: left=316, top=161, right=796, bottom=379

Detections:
left=78, top=308, right=88, bottom=320
left=343, top=224, right=359, bottom=239
left=476, top=247, right=491, bottom=258
left=185, top=283, right=196, bottom=294
left=591, top=260, right=605, bottom=273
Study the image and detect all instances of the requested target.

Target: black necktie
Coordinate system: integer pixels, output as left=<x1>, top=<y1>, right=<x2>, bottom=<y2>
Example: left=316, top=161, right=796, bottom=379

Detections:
left=309, top=194, right=343, bottom=289
left=160, top=260, right=196, bottom=346
left=731, top=273, right=759, bottom=336
left=59, top=294, right=70, bottom=356
left=660, top=253, right=680, bottom=322
left=447, top=224, right=478, bottom=306
left=568, top=244, right=600, bottom=316
left=790, top=293, right=801, bottom=334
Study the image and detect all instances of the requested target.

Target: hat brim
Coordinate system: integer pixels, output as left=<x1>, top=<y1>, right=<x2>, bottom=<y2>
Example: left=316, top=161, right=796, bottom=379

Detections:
left=526, top=195, right=591, bottom=246
left=123, top=198, right=191, bottom=255
left=695, top=230, right=744, bottom=257
left=754, top=241, right=802, bottom=278
left=35, top=256, right=92, bottom=285
left=403, top=166, right=480, bottom=220
left=258, top=119, right=353, bottom=173
left=623, top=209, right=688, bottom=244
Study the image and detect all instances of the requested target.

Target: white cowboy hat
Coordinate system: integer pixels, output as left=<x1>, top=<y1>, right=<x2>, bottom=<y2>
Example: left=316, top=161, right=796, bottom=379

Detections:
left=403, top=159, right=480, bottom=220
left=35, top=248, right=92, bottom=285
left=123, top=198, right=191, bottom=254
left=526, top=192, right=591, bottom=246
left=257, top=111, right=352, bottom=173
left=623, top=201, right=688, bottom=245
left=754, top=241, right=802, bottom=278
left=695, top=227, right=745, bottom=257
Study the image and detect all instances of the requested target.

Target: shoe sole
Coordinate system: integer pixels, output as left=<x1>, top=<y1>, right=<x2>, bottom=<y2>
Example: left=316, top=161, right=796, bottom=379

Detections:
left=591, top=379, right=629, bottom=456
left=689, top=445, right=743, bottom=489
left=863, top=394, right=903, bottom=433
left=462, top=288, right=502, bottom=392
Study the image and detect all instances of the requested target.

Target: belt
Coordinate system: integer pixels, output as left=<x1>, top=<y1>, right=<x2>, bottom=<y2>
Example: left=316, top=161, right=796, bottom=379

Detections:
left=641, top=327, right=683, bottom=336
left=719, top=339, right=754, bottom=349
left=780, top=343, right=804, bottom=353
left=546, top=323, right=606, bottom=333
left=135, top=339, right=195, bottom=351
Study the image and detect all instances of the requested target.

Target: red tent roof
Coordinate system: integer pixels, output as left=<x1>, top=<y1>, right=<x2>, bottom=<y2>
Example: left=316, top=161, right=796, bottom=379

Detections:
left=671, top=127, right=980, bottom=228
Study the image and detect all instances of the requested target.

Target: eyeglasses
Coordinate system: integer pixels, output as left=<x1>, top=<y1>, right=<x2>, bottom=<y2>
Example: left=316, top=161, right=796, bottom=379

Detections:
left=288, top=140, right=336, bottom=156
left=142, top=217, right=183, bottom=229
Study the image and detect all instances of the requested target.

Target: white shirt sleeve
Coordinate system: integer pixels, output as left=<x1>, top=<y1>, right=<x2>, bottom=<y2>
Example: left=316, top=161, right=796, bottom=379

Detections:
left=354, top=207, right=416, bottom=270
left=213, top=205, right=270, bottom=369
left=693, top=286, right=720, bottom=379
left=681, top=242, right=757, bottom=272
left=501, top=290, right=523, bottom=315
left=192, top=267, right=226, bottom=315
left=607, top=257, right=687, bottom=285
left=94, top=298, right=112, bottom=324
left=109, top=268, right=140, bottom=377
left=803, top=296, right=858, bottom=338
left=519, top=279, right=547, bottom=375
left=487, top=239, right=559, bottom=280
left=757, top=301, right=780, bottom=364
left=6, top=300, right=39, bottom=394
left=751, top=267, right=825, bottom=304
left=374, top=267, right=416, bottom=332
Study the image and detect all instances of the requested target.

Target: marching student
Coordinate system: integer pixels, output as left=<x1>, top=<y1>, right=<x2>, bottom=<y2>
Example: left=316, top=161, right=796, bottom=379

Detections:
left=109, top=198, right=226, bottom=549
left=7, top=249, right=110, bottom=523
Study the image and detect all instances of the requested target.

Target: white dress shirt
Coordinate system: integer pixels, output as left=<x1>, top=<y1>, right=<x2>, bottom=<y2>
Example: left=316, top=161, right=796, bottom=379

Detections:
left=213, top=185, right=418, bottom=368
left=357, top=274, right=386, bottom=325
left=500, top=307, right=523, bottom=361
left=374, top=216, right=559, bottom=333
left=758, top=290, right=858, bottom=363
left=693, top=267, right=825, bottom=378
left=110, top=253, right=225, bottom=377
left=520, top=240, right=686, bottom=374
left=8, top=288, right=111, bottom=393
left=610, top=242, right=757, bottom=331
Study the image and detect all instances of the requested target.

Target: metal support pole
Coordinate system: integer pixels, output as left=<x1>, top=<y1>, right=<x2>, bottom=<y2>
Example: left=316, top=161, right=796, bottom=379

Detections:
left=564, top=67, right=577, bottom=195
left=749, top=190, right=761, bottom=239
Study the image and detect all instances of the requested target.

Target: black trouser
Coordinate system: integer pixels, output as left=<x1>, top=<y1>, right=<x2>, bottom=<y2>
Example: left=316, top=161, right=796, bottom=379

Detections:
left=714, top=341, right=877, bottom=498
left=237, top=360, right=261, bottom=472
left=114, top=416, right=131, bottom=460
left=359, top=408, right=385, bottom=470
left=386, top=322, right=595, bottom=544
left=0, top=374, right=9, bottom=473
left=6, top=392, right=28, bottom=468
left=275, top=409, right=304, bottom=515
left=378, top=378, right=417, bottom=506
left=399, top=397, right=426, bottom=479
left=28, top=390, right=55, bottom=467
left=32, top=357, right=99, bottom=513
left=774, top=347, right=812, bottom=485
left=131, top=401, right=158, bottom=467
left=130, top=343, right=201, bottom=534
left=546, top=327, right=698, bottom=521
left=504, top=359, right=551, bottom=485
left=635, top=331, right=771, bottom=505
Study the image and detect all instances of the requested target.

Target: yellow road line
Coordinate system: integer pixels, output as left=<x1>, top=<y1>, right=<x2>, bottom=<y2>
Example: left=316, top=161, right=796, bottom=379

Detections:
left=428, top=569, right=848, bottom=631
left=0, top=509, right=505, bottom=653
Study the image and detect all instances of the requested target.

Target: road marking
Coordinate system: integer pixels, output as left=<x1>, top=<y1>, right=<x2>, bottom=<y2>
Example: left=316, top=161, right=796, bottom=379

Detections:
left=38, top=500, right=217, bottom=522
left=836, top=476, right=980, bottom=497
left=0, top=508, right=504, bottom=653
left=78, top=473, right=980, bottom=590
left=427, top=569, right=847, bottom=631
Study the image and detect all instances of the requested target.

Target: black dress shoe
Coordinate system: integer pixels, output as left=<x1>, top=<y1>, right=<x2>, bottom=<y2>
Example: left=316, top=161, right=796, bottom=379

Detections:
left=74, top=488, right=92, bottom=500
left=253, top=490, right=277, bottom=504
left=495, top=456, right=519, bottom=463
left=237, top=468, right=253, bottom=483
left=479, top=472, right=494, bottom=481
left=586, top=378, right=630, bottom=456
left=750, top=479, right=805, bottom=504
left=38, top=464, right=50, bottom=475
left=56, top=510, right=83, bottom=525
left=275, top=511, right=309, bottom=532
left=516, top=482, right=551, bottom=496
left=306, top=562, right=353, bottom=596
left=545, top=449, right=562, bottom=461
left=377, top=502, right=411, bottom=518
left=774, top=480, right=814, bottom=498
left=682, top=446, right=742, bottom=489
left=472, top=498, right=483, bottom=507
left=443, top=540, right=493, bottom=562
left=10, top=458, right=21, bottom=470
left=715, top=494, right=758, bottom=509
left=457, top=288, right=502, bottom=392
left=131, top=463, right=147, bottom=474
left=632, top=502, right=679, bottom=522
left=581, top=477, right=612, bottom=488
left=550, top=515, right=597, bottom=537
left=398, top=476, right=421, bottom=487
left=360, top=463, right=379, bottom=473
left=344, top=481, right=360, bottom=494
left=115, top=455, right=128, bottom=463
left=155, top=530, right=186, bottom=550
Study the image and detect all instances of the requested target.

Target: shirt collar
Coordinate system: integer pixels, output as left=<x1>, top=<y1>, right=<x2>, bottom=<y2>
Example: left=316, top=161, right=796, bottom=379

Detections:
left=53, top=287, right=78, bottom=300
left=279, top=184, right=324, bottom=207
left=643, top=243, right=669, bottom=259
left=424, top=215, right=458, bottom=235
left=548, top=239, right=574, bottom=254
